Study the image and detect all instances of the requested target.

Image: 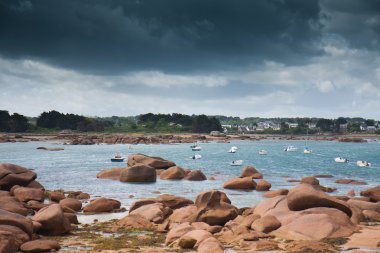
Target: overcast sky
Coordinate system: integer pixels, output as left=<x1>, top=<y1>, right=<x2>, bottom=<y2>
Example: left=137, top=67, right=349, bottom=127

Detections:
left=0, top=0, right=380, bottom=119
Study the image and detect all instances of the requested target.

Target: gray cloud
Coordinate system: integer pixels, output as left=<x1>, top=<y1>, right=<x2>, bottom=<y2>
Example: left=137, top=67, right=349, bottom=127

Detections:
left=0, top=0, right=323, bottom=73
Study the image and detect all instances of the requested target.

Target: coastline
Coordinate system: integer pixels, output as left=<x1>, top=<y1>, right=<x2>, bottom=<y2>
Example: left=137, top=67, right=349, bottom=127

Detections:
left=1, top=132, right=379, bottom=145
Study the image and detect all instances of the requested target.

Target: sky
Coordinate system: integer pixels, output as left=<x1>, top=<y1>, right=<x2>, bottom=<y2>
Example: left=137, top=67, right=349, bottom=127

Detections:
left=0, top=0, right=380, bottom=119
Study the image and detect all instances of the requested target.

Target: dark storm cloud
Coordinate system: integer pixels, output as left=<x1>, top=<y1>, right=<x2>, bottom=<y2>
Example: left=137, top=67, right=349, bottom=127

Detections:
left=0, top=0, right=322, bottom=73
left=321, top=0, right=380, bottom=50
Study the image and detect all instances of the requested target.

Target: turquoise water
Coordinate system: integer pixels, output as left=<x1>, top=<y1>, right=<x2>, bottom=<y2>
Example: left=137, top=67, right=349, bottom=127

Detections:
left=0, top=140, right=379, bottom=209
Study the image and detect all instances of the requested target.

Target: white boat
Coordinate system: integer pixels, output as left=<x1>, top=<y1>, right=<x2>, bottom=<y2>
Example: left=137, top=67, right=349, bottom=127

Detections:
left=335, top=157, right=348, bottom=163
left=284, top=146, right=298, bottom=152
left=230, top=160, right=243, bottom=166
left=191, top=154, right=202, bottom=160
left=259, top=150, right=268, bottom=155
left=111, top=153, right=124, bottom=162
left=228, top=146, right=238, bottom=153
left=192, top=146, right=201, bottom=151
left=303, top=147, right=313, bottom=154
left=356, top=160, right=371, bottom=167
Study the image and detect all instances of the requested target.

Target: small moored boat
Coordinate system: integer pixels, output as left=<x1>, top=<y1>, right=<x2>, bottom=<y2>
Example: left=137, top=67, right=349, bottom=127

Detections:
left=191, top=154, right=202, bottom=160
left=230, top=160, right=243, bottom=166
left=111, top=153, right=124, bottom=162
left=356, top=160, right=371, bottom=167
left=192, top=145, right=201, bottom=151
left=303, top=147, right=312, bottom=154
left=259, top=150, right=268, bottom=155
left=228, top=146, right=238, bottom=153
left=284, top=146, right=298, bottom=152
left=335, top=157, right=348, bottom=163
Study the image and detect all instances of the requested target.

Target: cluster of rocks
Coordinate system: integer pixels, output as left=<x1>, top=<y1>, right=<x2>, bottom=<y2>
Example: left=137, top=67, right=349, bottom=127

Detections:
left=0, top=163, right=123, bottom=253
left=97, top=154, right=207, bottom=182
left=223, top=166, right=272, bottom=191
left=66, top=134, right=211, bottom=145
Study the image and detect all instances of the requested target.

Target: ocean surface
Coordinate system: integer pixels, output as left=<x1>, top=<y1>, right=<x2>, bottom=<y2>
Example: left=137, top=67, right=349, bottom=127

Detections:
left=1, top=140, right=379, bottom=210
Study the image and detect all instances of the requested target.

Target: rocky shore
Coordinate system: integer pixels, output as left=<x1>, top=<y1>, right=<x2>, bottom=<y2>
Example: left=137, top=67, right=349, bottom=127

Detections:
left=1, top=132, right=378, bottom=145
left=1, top=154, right=380, bottom=252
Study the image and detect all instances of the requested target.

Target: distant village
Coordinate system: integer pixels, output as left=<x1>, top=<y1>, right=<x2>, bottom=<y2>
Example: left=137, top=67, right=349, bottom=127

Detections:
left=219, top=118, right=380, bottom=134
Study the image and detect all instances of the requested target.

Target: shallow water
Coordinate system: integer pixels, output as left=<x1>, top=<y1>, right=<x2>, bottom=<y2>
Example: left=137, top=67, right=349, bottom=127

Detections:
left=0, top=140, right=379, bottom=209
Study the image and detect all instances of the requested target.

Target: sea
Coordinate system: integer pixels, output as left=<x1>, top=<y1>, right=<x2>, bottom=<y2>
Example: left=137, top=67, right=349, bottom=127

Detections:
left=1, top=139, right=379, bottom=214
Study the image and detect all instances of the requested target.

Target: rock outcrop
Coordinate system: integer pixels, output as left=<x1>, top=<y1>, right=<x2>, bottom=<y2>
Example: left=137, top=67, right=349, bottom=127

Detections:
left=119, top=164, right=157, bottom=183
left=127, top=154, right=176, bottom=169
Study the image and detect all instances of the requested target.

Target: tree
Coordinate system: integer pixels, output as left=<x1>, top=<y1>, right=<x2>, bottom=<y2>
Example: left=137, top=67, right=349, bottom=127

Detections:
left=0, top=110, right=10, bottom=131
left=316, top=119, right=333, bottom=132
left=365, top=119, right=375, bottom=126
left=280, top=122, right=289, bottom=134
left=8, top=113, right=29, bottom=132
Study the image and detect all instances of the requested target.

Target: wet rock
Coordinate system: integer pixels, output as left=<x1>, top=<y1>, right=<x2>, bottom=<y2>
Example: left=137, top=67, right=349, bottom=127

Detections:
left=347, top=189, right=355, bottom=197
left=119, top=164, right=156, bottom=183
left=361, top=185, right=380, bottom=202
left=159, top=166, right=187, bottom=180
left=13, top=187, right=44, bottom=203
left=287, top=184, right=352, bottom=217
left=59, top=198, right=82, bottom=212
left=32, top=204, right=71, bottom=236
left=313, top=174, right=334, bottom=178
left=67, top=191, right=90, bottom=200
left=184, top=170, right=207, bottom=181
left=335, top=179, right=367, bottom=185
left=165, top=222, right=194, bottom=245
left=48, top=191, right=65, bottom=202
left=83, top=198, right=121, bottom=213
left=262, top=189, right=289, bottom=198
left=20, top=239, right=60, bottom=253
left=301, top=176, right=320, bottom=186
left=255, top=180, right=272, bottom=191
left=251, top=215, right=281, bottom=233
left=223, top=177, right=256, bottom=190
left=25, top=181, right=44, bottom=190
left=25, top=201, right=49, bottom=212
left=127, top=154, right=176, bottom=169
left=96, top=168, right=123, bottom=180
left=130, top=203, right=172, bottom=224
left=63, top=213, right=79, bottom=224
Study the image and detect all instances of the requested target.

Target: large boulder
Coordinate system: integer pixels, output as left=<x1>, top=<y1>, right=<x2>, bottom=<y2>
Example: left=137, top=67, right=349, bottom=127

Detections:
left=178, top=229, right=212, bottom=249
left=20, top=239, right=60, bottom=253
left=32, top=204, right=71, bottom=236
left=240, top=166, right=260, bottom=177
left=347, top=199, right=380, bottom=212
left=223, top=177, right=256, bottom=190
left=256, top=180, right=272, bottom=191
left=165, top=222, right=194, bottom=245
left=0, top=196, right=29, bottom=216
left=48, top=191, right=65, bottom=202
left=59, top=198, right=82, bottom=212
left=0, top=225, right=30, bottom=248
left=83, top=198, right=121, bottom=213
left=119, top=164, right=156, bottom=183
left=159, top=166, right=187, bottom=180
left=194, top=190, right=238, bottom=226
left=287, top=184, right=352, bottom=217
left=184, top=170, right=207, bottom=181
left=0, top=164, right=37, bottom=190
left=197, top=237, right=224, bottom=253
left=251, top=215, right=281, bottom=233
left=168, top=205, right=197, bottom=223
left=13, top=187, right=44, bottom=203
left=361, top=186, right=380, bottom=202
left=127, top=154, right=175, bottom=169
left=129, top=194, right=193, bottom=212
left=129, top=203, right=172, bottom=224
left=0, top=209, right=33, bottom=237
left=271, top=207, right=356, bottom=241
left=96, top=168, right=123, bottom=180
